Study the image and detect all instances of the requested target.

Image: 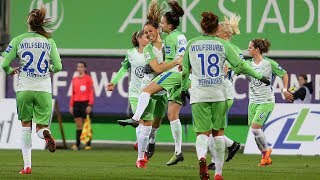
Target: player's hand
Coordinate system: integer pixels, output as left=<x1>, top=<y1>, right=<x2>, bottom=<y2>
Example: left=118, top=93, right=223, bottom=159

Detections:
left=106, top=83, right=115, bottom=91
left=10, top=67, right=19, bottom=76
left=69, top=107, right=73, bottom=115
left=260, top=76, right=271, bottom=86
left=283, top=91, right=294, bottom=102
left=175, top=56, right=183, bottom=66
left=223, top=65, right=229, bottom=75
left=181, top=90, right=190, bottom=106
left=86, top=105, right=92, bottom=114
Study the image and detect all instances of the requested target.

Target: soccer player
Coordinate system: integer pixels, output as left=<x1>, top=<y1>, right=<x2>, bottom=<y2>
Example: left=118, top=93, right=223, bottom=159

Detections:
left=181, top=12, right=270, bottom=180
left=246, top=38, right=293, bottom=166
left=207, top=13, right=242, bottom=170
left=1, top=7, right=62, bottom=174
left=118, top=0, right=187, bottom=165
left=69, top=61, right=94, bottom=150
left=106, top=30, right=156, bottom=165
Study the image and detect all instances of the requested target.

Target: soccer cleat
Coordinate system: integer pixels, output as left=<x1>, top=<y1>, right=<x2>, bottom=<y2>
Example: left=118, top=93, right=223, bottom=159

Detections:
left=133, top=142, right=138, bottom=151
left=258, top=157, right=272, bottom=166
left=71, top=144, right=79, bottom=151
left=84, top=146, right=92, bottom=150
left=226, top=141, right=241, bottom=162
left=166, top=153, right=184, bottom=166
left=136, top=159, right=147, bottom=168
left=199, top=158, right=210, bottom=180
left=143, top=153, right=149, bottom=163
left=207, top=162, right=216, bottom=170
left=43, top=130, right=56, bottom=153
left=214, top=174, right=224, bottom=180
left=19, top=167, right=31, bottom=174
left=146, top=143, right=155, bottom=159
left=117, top=118, right=139, bottom=128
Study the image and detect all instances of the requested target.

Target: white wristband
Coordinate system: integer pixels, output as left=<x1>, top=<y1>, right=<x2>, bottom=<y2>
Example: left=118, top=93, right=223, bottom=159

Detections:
left=282, top=88, right=288, bottom=93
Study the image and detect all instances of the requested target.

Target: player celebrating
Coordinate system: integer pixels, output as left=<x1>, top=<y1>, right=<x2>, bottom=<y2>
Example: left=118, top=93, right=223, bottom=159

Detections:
left=118, top=0, right=187, bottom=166
left=181, top=12, right=270, bottom=180
left=1, top=7, right=62, bottom=174
left=207, top=13, right=242, bottom=170
left=246, top=38, right=293, bottom=166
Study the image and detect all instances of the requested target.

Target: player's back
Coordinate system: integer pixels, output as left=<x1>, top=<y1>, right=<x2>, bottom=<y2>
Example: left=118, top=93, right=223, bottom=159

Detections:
left=12, top=32, right=56, bottom=92
left=187, top=35, right=229, bottom=103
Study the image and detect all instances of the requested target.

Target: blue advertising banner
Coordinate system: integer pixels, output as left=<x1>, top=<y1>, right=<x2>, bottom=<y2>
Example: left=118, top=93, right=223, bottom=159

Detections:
left=5, top=57, right=320, bottom=115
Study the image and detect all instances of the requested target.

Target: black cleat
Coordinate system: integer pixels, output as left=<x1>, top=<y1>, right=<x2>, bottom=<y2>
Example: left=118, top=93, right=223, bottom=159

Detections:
left=117, top=118, right=139, bottom=128
left=146, top=143, right=155, bottom=159
left=207, top=162, right=215, bottom=170
left=166, top=153, right=184, bottom=166
left=226, top=141, right=240, bottom=162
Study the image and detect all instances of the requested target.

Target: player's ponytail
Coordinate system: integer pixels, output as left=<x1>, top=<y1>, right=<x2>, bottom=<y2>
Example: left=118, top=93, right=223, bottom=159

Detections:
left=145, top=0, right=163, bottom=29
left=28, top=6, right=52, bottom=38
left=164, top=0, right=184, bottom=30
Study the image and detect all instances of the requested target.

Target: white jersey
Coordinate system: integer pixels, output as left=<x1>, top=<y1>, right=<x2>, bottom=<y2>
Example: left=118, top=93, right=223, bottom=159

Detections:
left=247, top=57, right=286, bottom=104
left=1, top=32, right=62, bottom=93
left=126, top=48, right=146, bottom=98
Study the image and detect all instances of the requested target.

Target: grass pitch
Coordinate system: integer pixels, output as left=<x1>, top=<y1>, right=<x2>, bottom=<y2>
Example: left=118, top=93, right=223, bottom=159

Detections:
left=0, top=149, right=319, bottom=179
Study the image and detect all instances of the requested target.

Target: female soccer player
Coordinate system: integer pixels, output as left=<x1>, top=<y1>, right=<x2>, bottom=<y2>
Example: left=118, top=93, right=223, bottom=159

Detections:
left=246, top=38, right=293, bottom=166
left=207, top=13, right=242, bottom=170
left=69, top=61, right=94, bottom=150
left=106, top=30, right=154, bottom=161
left=1, top=7, right=62, bottom=174
left=181, top=12, right=269, bottom=180
left=118, top=0, right=187, bottom=165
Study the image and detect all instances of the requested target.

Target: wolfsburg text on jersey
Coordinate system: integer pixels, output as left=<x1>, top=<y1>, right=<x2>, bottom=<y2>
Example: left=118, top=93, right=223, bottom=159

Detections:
left=20, top=42, right=51, bottom=51
left=191, top=44, right=224, bottom=52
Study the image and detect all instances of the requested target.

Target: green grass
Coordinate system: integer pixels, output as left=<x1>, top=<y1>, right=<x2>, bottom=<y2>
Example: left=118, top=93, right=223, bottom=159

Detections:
left=0, top=149, right=319, bottom=179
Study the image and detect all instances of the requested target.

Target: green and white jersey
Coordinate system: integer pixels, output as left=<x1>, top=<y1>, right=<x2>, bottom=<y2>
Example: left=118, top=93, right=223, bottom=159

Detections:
left=164, top=30, right=187, bottom=72
left=183, top=35, right=242, bottom=103
left=247, top=57, right=286, bottom=104
left=143, top=42, right=166, bottom=95
left=224, top=42, right=244, bottom=100
left=1, top=32, right=62, bottom=93
left=122, top=48, right=146, bottom=98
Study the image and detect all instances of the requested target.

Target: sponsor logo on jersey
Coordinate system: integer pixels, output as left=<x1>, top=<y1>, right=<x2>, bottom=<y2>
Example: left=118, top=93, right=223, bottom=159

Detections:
left=253, top=78, right=262, bottom=86
left=30, top=0, right=64, bottom=30
left=145, top=52, right=151, bottom=60
left=178, top=39, right=187, bottom=46
left=5, top=45, right=12, bottom=53
left=135, top=66, right=145, bottom=78
left=165, top=46, right=171, bottom=54
left=278, top=65, right=283, bottom=71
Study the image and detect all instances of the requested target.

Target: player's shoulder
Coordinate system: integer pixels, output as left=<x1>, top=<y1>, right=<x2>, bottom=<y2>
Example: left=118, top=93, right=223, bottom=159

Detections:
left=127, top=48, right=137, bottom=55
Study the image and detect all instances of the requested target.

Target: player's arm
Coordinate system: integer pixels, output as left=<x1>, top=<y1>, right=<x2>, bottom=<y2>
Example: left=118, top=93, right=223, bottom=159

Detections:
left=181, top=47, right=191, bottom=92
left=225, top=43, right=269, bottom=85
left=1, top=38, right=18, bottom=75
left=111, top=53, right=130, bottom=85
left=69, top=79, right=75, bottom=115
left=49, top=39, right=62, bottom=73
left=88, top=76, right=94, bottom=106
left=269, top=58, right=293, bottom=102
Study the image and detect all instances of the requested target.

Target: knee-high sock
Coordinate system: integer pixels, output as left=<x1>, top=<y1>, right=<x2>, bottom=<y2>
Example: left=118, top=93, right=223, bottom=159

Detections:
left=135, top=124, right=142, bottom=142
left=21, top=127, right=32, bottom=169
left=196, top=134, right=208, bottom=160
left=208, top=134, right=215, bottom=163
left=137, top=125, right=152, bottom=160
left=170, top=119, right=182, bottom=155
left=132, top=92, right=150, bottom=121
left=213, top=136, right=225, bottom=175
left=149, top=127, right=158, bottom=144
left=251, top=128, right=268, bottom=152
left=76, top=129, right=82, bottom=147
left=224, top=135, right=234, bottom=147
left=36, top=128, right=50, bottom=139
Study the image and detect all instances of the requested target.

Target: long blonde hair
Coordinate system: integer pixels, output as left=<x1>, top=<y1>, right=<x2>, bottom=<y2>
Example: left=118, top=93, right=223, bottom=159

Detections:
left=219, top=13, right=241, bottom=37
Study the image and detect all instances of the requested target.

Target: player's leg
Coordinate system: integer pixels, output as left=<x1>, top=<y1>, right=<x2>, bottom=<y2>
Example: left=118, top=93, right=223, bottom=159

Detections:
left=211, top=101, right=228, bottom=179
left=249, top=103, right=274, bottom=166
left=128, top=97, right=141, bottom=150
left=16, top=91, right=34, bottom=174
left=33, top=91, right=56, bottom=153
left=72, top=101, right=86, bottom=150
left=225, top=99, right=240, bottom=162
left=136, top=100, right=156, bottom=168
left=147, top=94, right=167, bottom=159
left=192, top=102, right=212, bottom=179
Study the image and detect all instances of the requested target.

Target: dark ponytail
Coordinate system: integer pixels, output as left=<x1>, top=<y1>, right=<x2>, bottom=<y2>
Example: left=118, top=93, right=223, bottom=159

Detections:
left=164, top=1, right=184, bottom=30
left=28, top=6, right=52, bottom=38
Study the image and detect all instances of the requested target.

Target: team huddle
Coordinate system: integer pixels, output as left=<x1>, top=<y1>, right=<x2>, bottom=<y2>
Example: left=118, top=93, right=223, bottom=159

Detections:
left=1, top=0, right=294, bottom=180
left=107, top=0, right=293, bottom=180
